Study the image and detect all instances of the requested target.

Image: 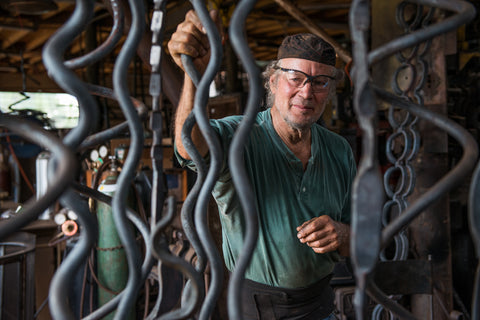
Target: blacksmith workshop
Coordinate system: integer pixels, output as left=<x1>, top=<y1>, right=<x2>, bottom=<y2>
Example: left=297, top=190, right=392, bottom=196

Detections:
left=0, top=0, right=479, bottom=319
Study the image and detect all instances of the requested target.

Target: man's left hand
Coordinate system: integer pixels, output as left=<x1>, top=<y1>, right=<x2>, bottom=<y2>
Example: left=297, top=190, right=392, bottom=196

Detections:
left=296, top=215, right=350, bottom=256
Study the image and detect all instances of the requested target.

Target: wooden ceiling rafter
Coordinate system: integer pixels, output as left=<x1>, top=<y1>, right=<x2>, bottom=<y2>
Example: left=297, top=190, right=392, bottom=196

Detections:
left=1, top=30, right=31, bottom=51
left=0, top=0, right=353, bottom=92
left=298, top=1, right=351, bottom=11
left=273, top=0, right=352, bottom=64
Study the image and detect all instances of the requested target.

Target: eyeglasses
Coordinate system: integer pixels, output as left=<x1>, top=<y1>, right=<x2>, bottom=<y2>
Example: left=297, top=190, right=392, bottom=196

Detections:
left=275, top=67, right=335, bottom=92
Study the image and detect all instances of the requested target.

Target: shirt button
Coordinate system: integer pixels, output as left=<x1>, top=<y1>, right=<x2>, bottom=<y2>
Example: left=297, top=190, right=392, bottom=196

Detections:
left=302, top=187, right=306, bottom=192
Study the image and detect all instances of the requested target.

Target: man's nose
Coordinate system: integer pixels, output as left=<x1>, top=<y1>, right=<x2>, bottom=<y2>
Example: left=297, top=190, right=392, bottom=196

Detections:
left=298, top=79, right=314, bottom=96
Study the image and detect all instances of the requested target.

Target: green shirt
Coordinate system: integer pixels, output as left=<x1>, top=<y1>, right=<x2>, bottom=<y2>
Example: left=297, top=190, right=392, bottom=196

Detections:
left=176, top=109, right=356, bottom=288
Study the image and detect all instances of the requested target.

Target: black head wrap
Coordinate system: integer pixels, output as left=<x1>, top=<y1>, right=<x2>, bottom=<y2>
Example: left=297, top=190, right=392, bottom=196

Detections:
left=277, top=33, right=336, bottom=66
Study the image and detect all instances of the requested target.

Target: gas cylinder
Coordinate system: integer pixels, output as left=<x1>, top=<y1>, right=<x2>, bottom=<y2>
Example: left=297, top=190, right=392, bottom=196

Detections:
left=96, top=156, right=134, bottom=319
left=36, top=151, right=54, bottom=219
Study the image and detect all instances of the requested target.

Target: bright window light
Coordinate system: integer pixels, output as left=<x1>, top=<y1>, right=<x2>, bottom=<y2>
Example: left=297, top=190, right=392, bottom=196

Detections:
left=0, top=91, right=79, bottom=129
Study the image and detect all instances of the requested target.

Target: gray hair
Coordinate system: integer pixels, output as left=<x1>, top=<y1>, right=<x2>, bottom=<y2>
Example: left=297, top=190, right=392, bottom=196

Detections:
left=262, top=59, right=342, bottom=109
left=262, top=60, right=280, bottom=109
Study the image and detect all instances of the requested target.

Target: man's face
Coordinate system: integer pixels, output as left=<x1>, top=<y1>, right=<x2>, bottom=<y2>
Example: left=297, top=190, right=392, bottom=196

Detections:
left=270, top=58, right=336, bottom=131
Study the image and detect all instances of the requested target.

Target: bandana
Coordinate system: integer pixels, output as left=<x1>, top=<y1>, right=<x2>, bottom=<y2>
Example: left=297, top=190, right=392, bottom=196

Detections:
left=277, top=33, right=336, bottom=66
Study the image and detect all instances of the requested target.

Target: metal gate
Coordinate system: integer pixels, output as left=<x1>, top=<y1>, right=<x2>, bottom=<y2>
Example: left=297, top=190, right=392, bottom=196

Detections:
left=0, top=0, right=478, bottom=319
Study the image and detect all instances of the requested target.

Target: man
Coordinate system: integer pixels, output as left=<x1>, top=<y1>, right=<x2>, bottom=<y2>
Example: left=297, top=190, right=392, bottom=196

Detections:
left=168, top=10, right=356, bottom=320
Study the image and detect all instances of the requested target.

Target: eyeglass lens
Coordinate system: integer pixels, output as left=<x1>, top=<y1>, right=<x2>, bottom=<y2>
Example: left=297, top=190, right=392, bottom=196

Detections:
left=284, top=70, right=330, bottom=92
left=277, top=67, right=334, bottom=92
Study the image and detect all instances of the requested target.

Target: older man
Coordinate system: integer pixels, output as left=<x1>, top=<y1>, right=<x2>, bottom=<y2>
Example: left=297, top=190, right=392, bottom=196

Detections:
left=168, top=10, right=356, bottom=320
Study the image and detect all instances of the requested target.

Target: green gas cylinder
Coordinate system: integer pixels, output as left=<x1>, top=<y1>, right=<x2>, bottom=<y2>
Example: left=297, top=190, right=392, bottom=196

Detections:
left=96, top=157, right=134, bottom=319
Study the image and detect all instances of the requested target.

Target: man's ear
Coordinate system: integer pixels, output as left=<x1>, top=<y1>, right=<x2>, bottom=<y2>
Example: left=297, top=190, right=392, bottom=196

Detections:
left=269, top=75, right=277, bottom=94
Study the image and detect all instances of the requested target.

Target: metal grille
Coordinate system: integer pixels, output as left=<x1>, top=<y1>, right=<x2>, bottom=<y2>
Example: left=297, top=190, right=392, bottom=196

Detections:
left=0, top=0, right=478, bottom=319
left=350, top=0, right=479, bottom=319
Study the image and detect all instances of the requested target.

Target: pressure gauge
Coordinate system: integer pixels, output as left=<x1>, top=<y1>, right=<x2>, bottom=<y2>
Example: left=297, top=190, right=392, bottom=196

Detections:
left=99, top=145, right=109, bottom=158
left=54, top=213, right=67, bottom=225
left=67, top=210, right=78, bottom=220
left=90, top=149, right=99, bottom=162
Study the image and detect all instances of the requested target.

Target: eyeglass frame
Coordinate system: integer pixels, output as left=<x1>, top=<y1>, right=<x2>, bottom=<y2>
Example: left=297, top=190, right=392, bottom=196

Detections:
left=274, top=66, right=335, bottom=92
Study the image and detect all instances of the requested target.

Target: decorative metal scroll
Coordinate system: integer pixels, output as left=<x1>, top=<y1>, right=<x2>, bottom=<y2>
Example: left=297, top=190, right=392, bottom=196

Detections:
left=0, top=0, right=478, bottom=319
left=373, top=3, right=428, bottom=319
left=350, top=0, right=478, bottom=320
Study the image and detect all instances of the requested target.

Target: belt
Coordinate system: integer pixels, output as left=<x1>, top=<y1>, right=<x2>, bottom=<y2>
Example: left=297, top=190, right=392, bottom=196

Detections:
left=241, top=274, right=335, bottom=319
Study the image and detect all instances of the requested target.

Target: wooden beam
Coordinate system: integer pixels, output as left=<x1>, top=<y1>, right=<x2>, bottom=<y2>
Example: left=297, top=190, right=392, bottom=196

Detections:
left=1, top=30, right=30, bottom=50
left=0, top=71, right=61, bottom=92
left=40, top=1, right=75, bottom=20
left=273, top=0, right=352, bottom=64
left=298, top=2, right=351, bottom=11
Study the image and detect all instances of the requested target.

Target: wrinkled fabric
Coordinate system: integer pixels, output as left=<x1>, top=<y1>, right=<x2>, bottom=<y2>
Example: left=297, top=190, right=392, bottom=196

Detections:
left=175, top=109, right=356, bottom=288
left=277, top=33, right=336, bottom=66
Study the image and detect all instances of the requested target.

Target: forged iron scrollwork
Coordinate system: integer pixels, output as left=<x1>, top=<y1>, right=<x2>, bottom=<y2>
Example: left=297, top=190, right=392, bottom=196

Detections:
left=349, top=0, right=384, bottom=318
left=373, top=3, right=428, bottom=319
left=0, top=0, right=479, bottom=319
left=350, top=0, right=478, bottom=319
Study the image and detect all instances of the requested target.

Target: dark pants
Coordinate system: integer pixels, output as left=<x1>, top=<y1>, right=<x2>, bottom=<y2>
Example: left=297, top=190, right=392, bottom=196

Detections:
left=240, top=275, right=334, bottom=320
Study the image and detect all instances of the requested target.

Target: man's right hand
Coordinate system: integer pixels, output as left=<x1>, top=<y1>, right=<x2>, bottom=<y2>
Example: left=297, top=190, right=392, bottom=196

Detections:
left=169, top=9, right=222, bottom=160
left=167, top=9, right=222, bottom=76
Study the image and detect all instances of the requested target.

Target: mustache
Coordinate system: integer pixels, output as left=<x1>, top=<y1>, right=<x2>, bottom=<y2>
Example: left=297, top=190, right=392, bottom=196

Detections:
left=290, top=99, right=315, bottom=108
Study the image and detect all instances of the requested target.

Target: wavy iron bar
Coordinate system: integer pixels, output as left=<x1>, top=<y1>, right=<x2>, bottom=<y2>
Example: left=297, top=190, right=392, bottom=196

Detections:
left=227, top=0, right=263, bottom=318
left=350, top=0, right=478, bottom=319
left=110, top=0, right=146, bottom=317
left=0, top=116, right=77, bottom=238
left=41, top=0, right=101, bottom=318
left=179, top=1, right=263, bottom=319
left=349, top=0, right=384, bottom=317
left=469, top=158, right=480, bottom=319
left=64, top=0, right=124, bottom=69
left=372, top=3, right=427, bottom=319
left=186, top=1, right=224, bottom=319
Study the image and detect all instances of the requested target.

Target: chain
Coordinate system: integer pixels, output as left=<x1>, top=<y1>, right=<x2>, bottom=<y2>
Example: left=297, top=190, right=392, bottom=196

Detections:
left=382, top=2, right=433, bottom=262
left=146, top=1, right=169, bottom=319
left=149, top=0, right=167, bottom=224
left=374, top=2, right=433, bottom=319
